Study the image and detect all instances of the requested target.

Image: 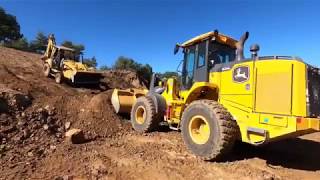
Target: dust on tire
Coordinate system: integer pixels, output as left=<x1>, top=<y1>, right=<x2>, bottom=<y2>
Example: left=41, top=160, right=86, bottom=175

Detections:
left=131, top=96, right=161, bottom=133
left=181, top=99, right=239, bottom=161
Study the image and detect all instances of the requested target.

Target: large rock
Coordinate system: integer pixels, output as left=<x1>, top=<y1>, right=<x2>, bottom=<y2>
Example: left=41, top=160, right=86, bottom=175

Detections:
left=65, top=129, right=85, bottom=144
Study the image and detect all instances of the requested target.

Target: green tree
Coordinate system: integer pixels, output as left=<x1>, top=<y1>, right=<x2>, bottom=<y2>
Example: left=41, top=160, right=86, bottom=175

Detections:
left=113, top=56, right=138, bottom=70
left=99, top=65, right=109, bottom=71
left=113, top=56, right=153, bottom=83
left=0, top=7, right=22, bottom=43
left=160, top=71, right=179, bottom=79
left=5, top=37, right=29, bottom=51
left=61, top=40, right=85, bottom=57
left=137, top=63, right=153, bottom=82
left=29, top=32, right=48, bottom=53
left=83, top=56, right=98, bottom=68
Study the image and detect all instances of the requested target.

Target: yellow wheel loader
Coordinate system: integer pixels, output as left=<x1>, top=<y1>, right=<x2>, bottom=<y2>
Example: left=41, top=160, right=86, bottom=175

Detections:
left=112, top=30, right=320, bottom=161
left=41, top=34, right=103, bottom=85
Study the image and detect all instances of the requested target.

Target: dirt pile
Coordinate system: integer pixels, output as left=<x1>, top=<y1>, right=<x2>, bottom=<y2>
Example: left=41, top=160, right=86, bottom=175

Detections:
left=0, top=105, right=65, bottom=178
left=0, top=84, right=68, bottom=178
left=101, top=69, right=147, bottom=89
left=0, top=47, right=137, bottom=179
left=73, top=90, right=131, bottom=139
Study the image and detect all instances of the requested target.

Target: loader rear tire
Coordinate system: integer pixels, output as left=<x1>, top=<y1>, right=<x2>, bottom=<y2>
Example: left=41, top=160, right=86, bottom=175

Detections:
left=131, top=96, right=161, bottom=133
left=181, top=100, right=238, bottom=161
left=43, top=64, right=50, bottom=77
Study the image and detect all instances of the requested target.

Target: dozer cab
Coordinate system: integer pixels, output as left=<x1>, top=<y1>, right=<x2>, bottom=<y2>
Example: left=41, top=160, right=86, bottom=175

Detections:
left=112, top=30, right=320, bottom=161
left=41, top=34, right=103, bottom=85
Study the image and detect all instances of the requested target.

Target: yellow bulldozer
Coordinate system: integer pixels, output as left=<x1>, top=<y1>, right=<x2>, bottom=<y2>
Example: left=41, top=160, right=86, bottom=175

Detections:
left=41, top=34, right=103, bottom=85
left=112, top=30, right=320, bottom=161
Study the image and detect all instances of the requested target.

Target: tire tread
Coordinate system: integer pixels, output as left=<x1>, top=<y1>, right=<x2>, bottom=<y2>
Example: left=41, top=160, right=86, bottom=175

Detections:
left=181, top=99, right=239, bottom=161
left=131, top=96, right=160, bottom=133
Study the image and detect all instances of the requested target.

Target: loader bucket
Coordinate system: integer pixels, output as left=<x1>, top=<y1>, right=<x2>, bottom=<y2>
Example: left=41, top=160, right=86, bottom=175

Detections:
left=111, top=88, right=148, bottom=114
left=72, top=71, right=104, bottom=85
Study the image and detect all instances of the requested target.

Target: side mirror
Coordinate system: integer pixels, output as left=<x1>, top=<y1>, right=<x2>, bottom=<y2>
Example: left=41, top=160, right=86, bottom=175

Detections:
left=174, top=44, right=180, bottom=55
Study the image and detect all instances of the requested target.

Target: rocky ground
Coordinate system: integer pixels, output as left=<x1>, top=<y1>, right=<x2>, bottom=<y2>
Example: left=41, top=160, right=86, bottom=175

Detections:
left=0, top=46, right=320, bottom=180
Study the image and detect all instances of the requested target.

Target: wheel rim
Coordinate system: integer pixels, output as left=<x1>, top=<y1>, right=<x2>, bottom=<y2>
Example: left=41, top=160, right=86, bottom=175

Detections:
left=188, top=115, right=210, bottom=144
left=135, top=106, right=146, bottom=124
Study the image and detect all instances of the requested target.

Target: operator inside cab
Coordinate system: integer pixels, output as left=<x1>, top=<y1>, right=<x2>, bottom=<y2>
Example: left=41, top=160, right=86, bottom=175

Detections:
left=56, top=49, right=65, bottom=70
left=174, top=31, right=238, bottom=90
left=208, top=42, right=236, bottom=70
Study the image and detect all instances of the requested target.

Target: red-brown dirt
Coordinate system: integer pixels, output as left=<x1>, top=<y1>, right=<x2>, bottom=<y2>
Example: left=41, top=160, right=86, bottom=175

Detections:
left=0, top=46, right=320, bottom=180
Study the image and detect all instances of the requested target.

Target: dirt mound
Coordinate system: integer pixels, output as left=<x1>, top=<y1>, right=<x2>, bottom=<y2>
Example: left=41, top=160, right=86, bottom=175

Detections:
left=0, top=105, right=65, bottom=179
left=0, top=86, right=67, bottom=178
left=0, top=47, right=134, bottom=179
left=0, top=46, right=77, bottom=98
left=101, top=69, right=147, bottom=89
left=74, top=90, right=131, bottom=138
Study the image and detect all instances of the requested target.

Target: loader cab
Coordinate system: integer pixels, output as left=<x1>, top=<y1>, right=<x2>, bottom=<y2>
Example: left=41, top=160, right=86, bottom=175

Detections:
left=63, top=49, right=76, bottom=61
left=181, top=40, right=236, bottom=90
left=74, top=52, right=84, bottom=63
left=54, top=46, right=77, bottom=61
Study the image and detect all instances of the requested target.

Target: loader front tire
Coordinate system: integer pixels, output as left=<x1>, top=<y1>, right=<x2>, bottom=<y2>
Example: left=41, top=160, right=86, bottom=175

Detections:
left=131, top=96, right=160, bottom=133
left=181, top=100, right=238, bottom=161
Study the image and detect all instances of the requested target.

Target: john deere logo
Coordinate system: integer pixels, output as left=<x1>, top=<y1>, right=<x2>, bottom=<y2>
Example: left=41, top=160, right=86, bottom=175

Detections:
left=233, top=66, right=249, bottom=83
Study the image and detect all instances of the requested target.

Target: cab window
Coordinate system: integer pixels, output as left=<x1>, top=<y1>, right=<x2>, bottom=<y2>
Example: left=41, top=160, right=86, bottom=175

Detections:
left=197, top=41, right=206, bottom=67
left=208, top=42, right=236, bottom=67
left=182, top=46, right=196, bottom=89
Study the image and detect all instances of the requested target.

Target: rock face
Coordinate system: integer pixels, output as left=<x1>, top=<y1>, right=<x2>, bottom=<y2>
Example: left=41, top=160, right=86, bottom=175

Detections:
left=65, top=129, right=85, bottom=144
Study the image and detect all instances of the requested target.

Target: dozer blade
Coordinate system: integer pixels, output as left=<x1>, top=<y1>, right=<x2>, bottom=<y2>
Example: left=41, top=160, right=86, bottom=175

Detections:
left=111, top=88, right=148, bottom=114
left=72, top=71, right=104, bottom=85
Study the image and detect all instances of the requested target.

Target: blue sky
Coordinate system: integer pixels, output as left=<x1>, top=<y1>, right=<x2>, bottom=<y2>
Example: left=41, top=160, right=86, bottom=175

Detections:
left=1, top=0, right=320, bottom=72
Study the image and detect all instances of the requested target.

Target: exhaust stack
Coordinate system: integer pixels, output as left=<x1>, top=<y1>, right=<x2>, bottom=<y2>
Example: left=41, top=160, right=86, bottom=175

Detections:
left=236, top=32, right=249, bottom=61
